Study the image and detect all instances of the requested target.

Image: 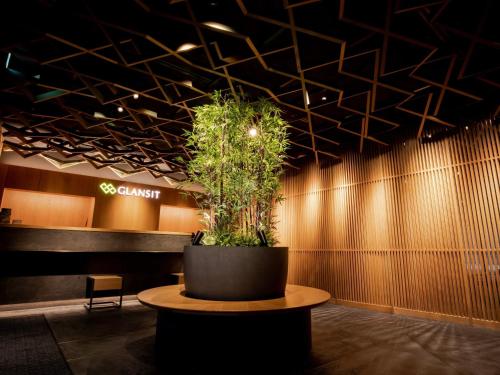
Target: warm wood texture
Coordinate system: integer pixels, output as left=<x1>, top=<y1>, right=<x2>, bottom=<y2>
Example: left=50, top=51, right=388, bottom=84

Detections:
left=158, top=205, right=202, bottom=233
left=3, top=2, right=498, bottom=170
left=0, top=164, right=197, bottom=231
left=93, top=192, right=160, bottom=231
left=1, top=188, right=94, bottom=227
left=0, top=223, right=189, bottom=235
left=277, top=121, right=500, bottom=326
left=138, top=284, right=331, bottom=313
left=0, top=224, right=191, bottom=252
left=89, top=275, right=123, bottom=291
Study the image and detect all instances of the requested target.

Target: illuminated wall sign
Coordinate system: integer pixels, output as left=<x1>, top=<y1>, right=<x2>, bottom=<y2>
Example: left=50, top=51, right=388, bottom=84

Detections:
left=99, top=182, right=161, bottom=199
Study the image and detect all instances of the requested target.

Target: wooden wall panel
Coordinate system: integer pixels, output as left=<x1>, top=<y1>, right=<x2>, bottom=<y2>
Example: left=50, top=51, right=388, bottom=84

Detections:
left=278, top=121, right=500, bottom=326
left=0, top=164, right=197, bottom=231
left=92, top=193, right=160, bottom=231
left=1, top=188, right=94, bottom=227
left=158, top=205, right=202, bottom=233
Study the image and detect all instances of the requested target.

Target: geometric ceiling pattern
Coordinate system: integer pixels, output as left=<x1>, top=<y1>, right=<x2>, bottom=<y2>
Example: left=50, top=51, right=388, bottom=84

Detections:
left=1, top=0, right=499, bottom=179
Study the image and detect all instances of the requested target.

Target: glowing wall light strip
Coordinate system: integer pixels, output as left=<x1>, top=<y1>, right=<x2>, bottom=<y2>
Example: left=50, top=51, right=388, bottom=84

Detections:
left=40, top=154, right=87, bottom=169
left=99, top=182, right=160, bottom=199
left=5, top=53, right=12, bottom=69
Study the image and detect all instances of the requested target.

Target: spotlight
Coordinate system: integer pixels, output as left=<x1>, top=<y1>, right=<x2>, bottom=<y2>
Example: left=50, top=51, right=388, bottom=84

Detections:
left=257, top=230, right=268, bottom=246
left=176, top=43, right=197, bottom=52
left=248, top=127, right=258, bottom=137
left=192, top=231, right=204, bottom=245
left=133, top=93, right=139, bottom=99
left=203, top=22, right=235, bottom=33
left=465, top=126, right=469, bottom=130
left=117, top=106, right=124, bottom=113
left=321, top=96, right=327, bottom=101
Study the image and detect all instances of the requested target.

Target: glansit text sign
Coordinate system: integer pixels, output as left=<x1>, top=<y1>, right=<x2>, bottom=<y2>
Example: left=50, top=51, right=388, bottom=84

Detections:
left=99, top=182, right=161, bottom=199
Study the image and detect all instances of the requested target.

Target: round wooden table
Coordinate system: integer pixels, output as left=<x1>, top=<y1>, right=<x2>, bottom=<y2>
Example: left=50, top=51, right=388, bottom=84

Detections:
left=138, top=284, right=330, bottom=370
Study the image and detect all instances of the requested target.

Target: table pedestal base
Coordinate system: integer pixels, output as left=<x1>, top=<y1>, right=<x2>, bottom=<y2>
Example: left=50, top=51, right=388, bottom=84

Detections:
left=155, top=309, right=312, bottom=370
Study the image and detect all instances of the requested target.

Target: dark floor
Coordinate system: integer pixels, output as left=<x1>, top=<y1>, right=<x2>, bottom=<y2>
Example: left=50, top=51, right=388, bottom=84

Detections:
left=43, top=303, right=500, bottom=375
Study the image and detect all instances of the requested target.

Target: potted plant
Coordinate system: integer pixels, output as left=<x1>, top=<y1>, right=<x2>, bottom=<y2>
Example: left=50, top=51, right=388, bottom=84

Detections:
left=180, top=91, right=289, bottom=301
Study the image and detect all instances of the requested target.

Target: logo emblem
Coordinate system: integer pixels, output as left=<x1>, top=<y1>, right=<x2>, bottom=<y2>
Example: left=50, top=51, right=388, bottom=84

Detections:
left=99, top=182, right=117, bottom=195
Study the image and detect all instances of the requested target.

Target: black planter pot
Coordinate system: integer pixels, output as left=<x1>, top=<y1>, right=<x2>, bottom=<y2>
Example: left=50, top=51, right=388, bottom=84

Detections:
left=183, top=246, right=288, bottom=301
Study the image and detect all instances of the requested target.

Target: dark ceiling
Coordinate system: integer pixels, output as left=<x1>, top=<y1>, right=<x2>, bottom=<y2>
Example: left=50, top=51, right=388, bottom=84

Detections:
left=1, top=0, right=499, bottom=179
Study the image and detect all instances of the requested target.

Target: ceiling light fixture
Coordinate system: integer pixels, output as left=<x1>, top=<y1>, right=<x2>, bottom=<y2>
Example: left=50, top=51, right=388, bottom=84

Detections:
left=176, top=43, right=197, bottom=52
left=140, top=109, right=158, bottom=118
left=117, top=106, right=124, bottom=113
left=133, top=93, right=139, bottom=99
left=321, top=96, right=327, bottom=101
left=203, top=22, right=235, bottom=33
left=305, top=91, right=310, bottom=106
left=181, top=80, right=193, bottom=87
left=94, top=112, right=106, bottom=119
left=248, top=127, right=258, bottom=137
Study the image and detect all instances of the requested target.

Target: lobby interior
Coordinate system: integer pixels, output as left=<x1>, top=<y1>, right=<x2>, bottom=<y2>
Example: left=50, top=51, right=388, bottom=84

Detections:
left=1, top=1, right=500, bottom=374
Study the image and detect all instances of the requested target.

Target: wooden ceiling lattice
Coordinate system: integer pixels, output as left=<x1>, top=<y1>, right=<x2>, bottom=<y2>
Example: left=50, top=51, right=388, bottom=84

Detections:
left=0, top=0, right=498, bottom=178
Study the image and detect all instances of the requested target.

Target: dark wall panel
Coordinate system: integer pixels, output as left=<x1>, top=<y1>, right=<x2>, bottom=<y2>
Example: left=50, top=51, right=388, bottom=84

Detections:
left=0, top=225, right=191, bottom=252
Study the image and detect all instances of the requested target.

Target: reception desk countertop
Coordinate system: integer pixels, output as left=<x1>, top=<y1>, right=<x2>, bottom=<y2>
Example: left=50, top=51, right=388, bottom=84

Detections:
left=0, top=224, right=191, bottom=253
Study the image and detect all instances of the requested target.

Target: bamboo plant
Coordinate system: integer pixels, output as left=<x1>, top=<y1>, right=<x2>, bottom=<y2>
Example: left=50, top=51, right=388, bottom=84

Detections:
left=181, top=91, right=289, bottom=246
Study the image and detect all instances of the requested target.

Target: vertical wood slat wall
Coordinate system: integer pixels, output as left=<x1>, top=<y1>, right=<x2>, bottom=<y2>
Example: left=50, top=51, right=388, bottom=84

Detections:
left=277, top=121, right=500, bottom=327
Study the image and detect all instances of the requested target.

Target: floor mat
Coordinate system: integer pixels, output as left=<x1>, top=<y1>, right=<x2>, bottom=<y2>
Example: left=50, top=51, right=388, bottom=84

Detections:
left=0, top=315, right=71, bottom=375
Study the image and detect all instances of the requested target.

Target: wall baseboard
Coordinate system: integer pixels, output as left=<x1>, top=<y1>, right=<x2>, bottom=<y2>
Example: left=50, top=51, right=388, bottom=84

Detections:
left=331, top=298, right=500, bottom=330
left=0, top=295, right=139, bottom=317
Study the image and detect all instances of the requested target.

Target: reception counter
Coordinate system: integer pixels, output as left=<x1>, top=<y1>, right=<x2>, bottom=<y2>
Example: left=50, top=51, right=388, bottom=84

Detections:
left=0, top=225, right=192, bottom=304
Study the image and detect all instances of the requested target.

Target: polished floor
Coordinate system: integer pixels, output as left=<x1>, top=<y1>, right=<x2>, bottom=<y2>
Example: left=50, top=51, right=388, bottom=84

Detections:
left=32, top=302, right=500, bottom=375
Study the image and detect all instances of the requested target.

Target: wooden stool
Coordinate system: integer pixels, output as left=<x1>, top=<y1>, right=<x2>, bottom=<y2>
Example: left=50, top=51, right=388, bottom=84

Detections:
left=85, top=275, right=123, bottom=311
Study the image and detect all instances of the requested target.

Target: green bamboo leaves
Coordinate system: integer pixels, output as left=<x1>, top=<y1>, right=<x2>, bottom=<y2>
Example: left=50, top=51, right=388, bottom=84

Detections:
left=183, top=91, right=289, bottom=246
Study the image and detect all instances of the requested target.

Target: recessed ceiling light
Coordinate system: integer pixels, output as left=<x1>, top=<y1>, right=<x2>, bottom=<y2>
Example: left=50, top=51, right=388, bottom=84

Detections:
left=177, top=43, right=197, bottom=52
left=133, top=93, right=139, bottom=99
left=248, top=127, right=258, bottom=137
left=203, top=22, right=235, bottom=33
left=117, top=106, right=124, bottom=113
left=321, top=96, right=327, bottom=101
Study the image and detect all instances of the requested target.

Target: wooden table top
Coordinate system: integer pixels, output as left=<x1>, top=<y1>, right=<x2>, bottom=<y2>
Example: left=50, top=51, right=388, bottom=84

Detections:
left=137, top=284, right=331, bottom=314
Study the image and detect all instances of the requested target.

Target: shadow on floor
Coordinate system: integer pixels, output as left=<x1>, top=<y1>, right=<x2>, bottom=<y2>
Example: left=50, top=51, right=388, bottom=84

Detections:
left=44, top=303, right=500, bottom=375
